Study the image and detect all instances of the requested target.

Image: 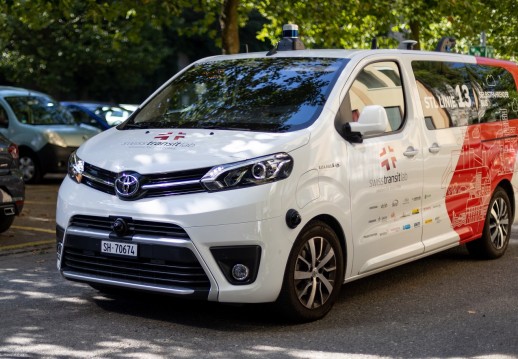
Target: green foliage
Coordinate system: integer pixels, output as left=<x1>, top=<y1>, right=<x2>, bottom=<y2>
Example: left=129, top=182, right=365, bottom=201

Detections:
left=255, top=0, right=394, bottom=49
left=0, top=1, right=177, bottom=101
left=1, top=0, right=517, bottom=104
left=253, top=0, right=518, bottom=59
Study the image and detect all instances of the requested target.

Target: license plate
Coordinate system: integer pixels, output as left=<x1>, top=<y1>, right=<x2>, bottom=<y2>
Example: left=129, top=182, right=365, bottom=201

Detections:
left=101, top=241, right=137, bottom=257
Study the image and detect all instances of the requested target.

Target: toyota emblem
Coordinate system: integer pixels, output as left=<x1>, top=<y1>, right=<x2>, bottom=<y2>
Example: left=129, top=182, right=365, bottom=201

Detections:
left=115, top=173, right=140, bottom=198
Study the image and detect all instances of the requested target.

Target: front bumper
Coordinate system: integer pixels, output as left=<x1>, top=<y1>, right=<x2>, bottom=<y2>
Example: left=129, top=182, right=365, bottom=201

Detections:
left=56, top=176, right=296, bottom=303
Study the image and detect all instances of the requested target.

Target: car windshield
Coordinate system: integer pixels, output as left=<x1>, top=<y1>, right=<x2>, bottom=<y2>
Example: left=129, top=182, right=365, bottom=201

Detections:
left=6, top=95, right=74, bottom=125
left=125, top=57, right=348, bottom=132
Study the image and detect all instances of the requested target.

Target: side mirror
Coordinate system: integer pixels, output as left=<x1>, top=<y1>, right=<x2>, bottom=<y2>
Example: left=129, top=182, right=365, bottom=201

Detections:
left=343, top=105, right=389, bottom=143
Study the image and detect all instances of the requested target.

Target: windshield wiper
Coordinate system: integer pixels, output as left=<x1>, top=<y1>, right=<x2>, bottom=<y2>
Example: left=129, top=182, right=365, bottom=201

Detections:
left=122, top=122, right=152, bottom=129
left=201, top=125, right=251, bottom=131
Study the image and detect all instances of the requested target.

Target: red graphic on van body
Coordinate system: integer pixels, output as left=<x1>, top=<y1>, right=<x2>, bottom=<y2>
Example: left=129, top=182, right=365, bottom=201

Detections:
left=154, top=132, right=186, bottom=141
left=444, top=59, right=518, bottom=243
left=445, top=123, right=518, bottom=242
left=380, top=146, right=397, bottom=171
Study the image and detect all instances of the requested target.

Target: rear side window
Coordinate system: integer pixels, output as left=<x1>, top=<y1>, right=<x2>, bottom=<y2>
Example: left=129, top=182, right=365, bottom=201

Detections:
left=412, top=61, right=518, bottom=129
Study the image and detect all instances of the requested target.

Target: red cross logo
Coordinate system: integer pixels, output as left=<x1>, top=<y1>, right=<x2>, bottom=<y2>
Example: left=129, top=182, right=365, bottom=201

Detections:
left=154, top=132, right=186, bottom=141
left=380, top=146, right=397, bottom=171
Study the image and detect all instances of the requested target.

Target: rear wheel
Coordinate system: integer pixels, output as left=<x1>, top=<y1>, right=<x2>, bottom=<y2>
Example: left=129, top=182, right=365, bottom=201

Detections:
left=467, top=187, right=512, bottom=259
left=0, top=215, right=15, bottom=233
left=276, top=220, right=344, bottom=322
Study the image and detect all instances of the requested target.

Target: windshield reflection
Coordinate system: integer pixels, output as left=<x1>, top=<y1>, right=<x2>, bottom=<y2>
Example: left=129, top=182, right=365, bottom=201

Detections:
left=126, top=57, right=348, bottom=132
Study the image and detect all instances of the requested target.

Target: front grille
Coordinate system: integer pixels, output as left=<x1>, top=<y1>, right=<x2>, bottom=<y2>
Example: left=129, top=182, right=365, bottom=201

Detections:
left=81, top=162, right=211, bottom=198
left=61, top=215, right=211, bottom=295
left=70, top=215, right=190, bottom=239
left=62, top=246, right=210, bottom=290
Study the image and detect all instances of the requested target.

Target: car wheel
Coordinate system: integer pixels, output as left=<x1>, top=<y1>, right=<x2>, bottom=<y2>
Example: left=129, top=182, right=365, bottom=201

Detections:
left=0, top=215, right=15, bottom=233
left=276, top=220, right=344, bottom=322
left=19, top=152, right=41, bottom=184
left=467, top=187, right=512, bottom=259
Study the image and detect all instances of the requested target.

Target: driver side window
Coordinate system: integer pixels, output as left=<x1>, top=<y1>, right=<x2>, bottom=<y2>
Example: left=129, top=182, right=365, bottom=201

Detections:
left=337, top=61, right=405, bottom=134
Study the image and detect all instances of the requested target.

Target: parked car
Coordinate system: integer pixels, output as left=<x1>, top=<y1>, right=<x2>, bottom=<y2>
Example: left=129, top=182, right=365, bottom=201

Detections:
left=0, top=87, right=101, bottom=183
left=0, top=133, right=24, bottom=232
left=61, top=102, right=111, bottom=131
left=61, top=102, right=134, bottom=128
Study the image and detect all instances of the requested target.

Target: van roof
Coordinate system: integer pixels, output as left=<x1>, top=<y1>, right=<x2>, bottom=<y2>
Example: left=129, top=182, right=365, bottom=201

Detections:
left=197, top=48, right=517, bottom=67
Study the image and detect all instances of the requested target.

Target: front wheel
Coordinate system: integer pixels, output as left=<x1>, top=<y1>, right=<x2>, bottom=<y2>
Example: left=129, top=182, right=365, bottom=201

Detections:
left=19, top=152, right=42, bottom=184
left=467, top=187, right=512, bottom=259
left=276, top=220, right=344, bottom=322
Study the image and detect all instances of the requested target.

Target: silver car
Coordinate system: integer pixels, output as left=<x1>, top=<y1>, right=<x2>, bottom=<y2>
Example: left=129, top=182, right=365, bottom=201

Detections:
left=0, top=87, right=100, bottom=183
left=0, top=133, right=24, bottom=232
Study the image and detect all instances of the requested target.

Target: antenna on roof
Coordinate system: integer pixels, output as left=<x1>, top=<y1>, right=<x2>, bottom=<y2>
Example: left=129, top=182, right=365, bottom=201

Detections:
left=398, top=40, right=418, bottom=50
left=371, top=37, right=378, bottom=50
left=267, top=24, right=305, bottom=56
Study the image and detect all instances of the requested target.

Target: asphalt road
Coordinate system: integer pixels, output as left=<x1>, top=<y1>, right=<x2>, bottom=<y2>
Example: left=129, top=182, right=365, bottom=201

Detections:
left=0, top=180, right=517, bottom=358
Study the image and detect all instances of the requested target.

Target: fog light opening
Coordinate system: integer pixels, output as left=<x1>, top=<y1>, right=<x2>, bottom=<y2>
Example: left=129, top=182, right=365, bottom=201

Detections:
left=231, top=264, right=250, bottom=281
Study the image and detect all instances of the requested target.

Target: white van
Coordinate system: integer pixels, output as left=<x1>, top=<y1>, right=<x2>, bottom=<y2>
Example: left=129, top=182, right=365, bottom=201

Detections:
left=0, top=87, right=100, bottom=183
left=56, top=29, right=518, bottom=321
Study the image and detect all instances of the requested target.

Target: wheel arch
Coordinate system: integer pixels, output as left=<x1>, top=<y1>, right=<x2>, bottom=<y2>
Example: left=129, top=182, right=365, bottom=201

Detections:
left=496, top=179, right=514, bottom=220
left=309, top=214, right=348, bottom=273
left=18, top=145, right=39, bottom=161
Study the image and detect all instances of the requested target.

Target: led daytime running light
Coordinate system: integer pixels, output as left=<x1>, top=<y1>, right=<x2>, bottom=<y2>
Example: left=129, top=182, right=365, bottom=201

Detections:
left=201, top=153, right=293, bottom=191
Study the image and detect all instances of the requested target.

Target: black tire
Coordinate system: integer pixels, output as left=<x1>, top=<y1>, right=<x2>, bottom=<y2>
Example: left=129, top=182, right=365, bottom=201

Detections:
left=0, top=215, right=15, bottom=233
left=467, top=187, right=512, bottom=259
left=19, top=152, right=42, bottom=184
left=276, top=220, right=344, bottom=322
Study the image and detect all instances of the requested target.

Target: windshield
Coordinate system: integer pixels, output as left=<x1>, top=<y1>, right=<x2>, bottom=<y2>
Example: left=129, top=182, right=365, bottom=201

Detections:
left=6, top=95, right=74, bottom=125
left=125, top=57, right=348, bottom=132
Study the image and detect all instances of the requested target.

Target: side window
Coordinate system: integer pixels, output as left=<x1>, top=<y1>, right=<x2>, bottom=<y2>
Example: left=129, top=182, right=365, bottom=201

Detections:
left=466, top=64, right=518, bottom=123
left=412, top=61, right=518, bottom=130
left=0, top=105, right=8, bottom=127
left=338, top=61, right=405, bottom=133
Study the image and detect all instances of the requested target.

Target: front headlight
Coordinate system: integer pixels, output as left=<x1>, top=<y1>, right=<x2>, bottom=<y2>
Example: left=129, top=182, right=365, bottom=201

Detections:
left=201, top=153, right=293, bottom=191
left=68, top=151, right=84, bottom=183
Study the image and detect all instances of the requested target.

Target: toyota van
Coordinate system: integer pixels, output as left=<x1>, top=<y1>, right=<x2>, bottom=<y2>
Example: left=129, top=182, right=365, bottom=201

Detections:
left=56, top=28, right=518, bottom=321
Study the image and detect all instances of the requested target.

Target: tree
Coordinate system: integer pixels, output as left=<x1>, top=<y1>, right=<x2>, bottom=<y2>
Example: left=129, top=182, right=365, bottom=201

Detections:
left=240, top=0, right=515, bottom=58
left=220, top=0, right=240, bottom=54
left=0, top=1, right=186, bottom=101
left=2, top=0, right=517, bottom=104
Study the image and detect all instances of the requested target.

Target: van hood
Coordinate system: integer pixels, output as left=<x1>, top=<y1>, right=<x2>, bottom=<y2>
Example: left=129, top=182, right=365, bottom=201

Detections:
left=77, top=128, right=310, bottom=173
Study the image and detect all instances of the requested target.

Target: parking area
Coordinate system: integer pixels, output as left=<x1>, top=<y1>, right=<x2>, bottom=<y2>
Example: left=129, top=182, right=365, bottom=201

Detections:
left=1, top=176, right=518, bottom=357
left=0, top=176, right=62, bottom=254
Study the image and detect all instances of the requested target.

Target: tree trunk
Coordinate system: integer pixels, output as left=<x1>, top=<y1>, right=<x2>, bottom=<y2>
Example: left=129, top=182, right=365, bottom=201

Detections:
left=220, top=0, right=239, bottom=54
left=409, top=20, right=421, bottom=50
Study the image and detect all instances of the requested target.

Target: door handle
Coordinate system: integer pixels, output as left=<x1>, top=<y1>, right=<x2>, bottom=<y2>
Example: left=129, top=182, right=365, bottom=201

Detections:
left=429, top=143, right=440, bottom=154
left=403, top=146, right=419, bottom=158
